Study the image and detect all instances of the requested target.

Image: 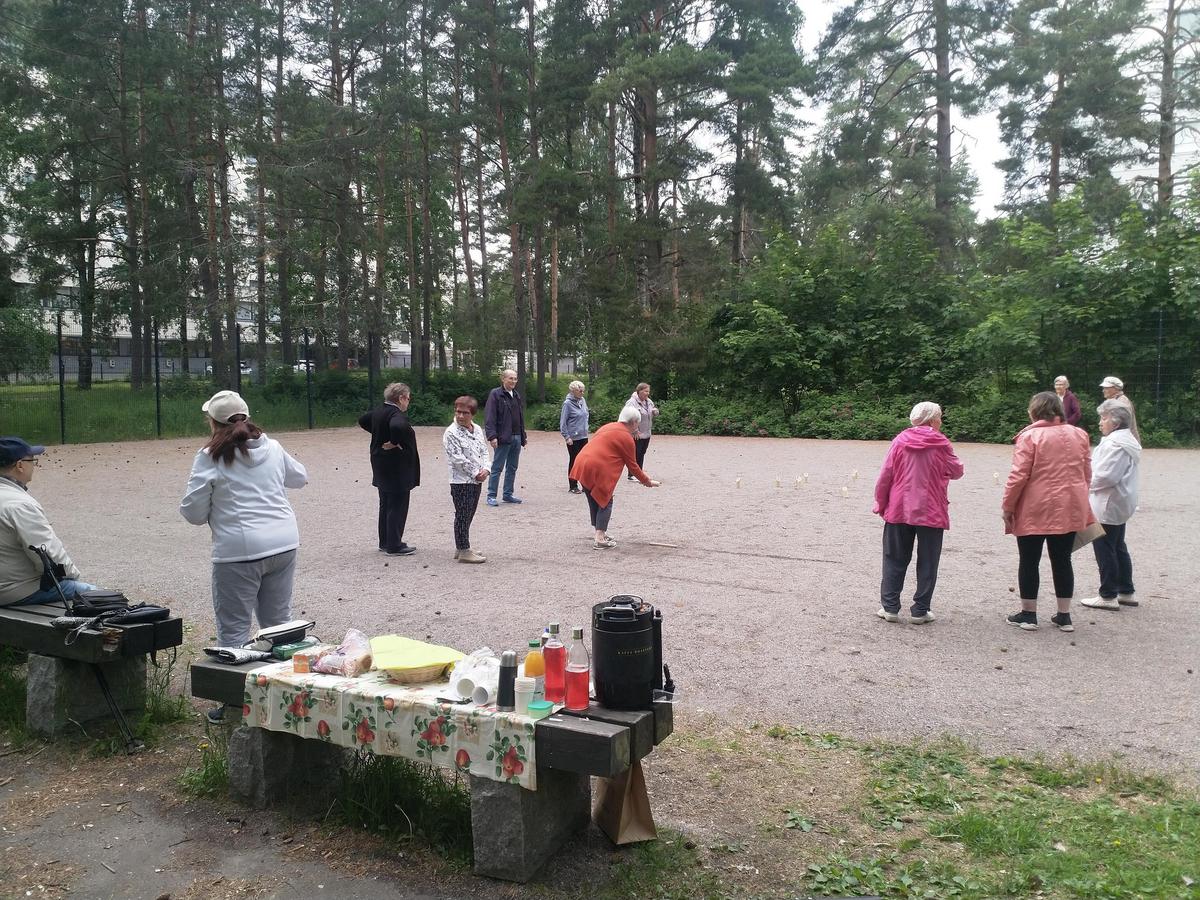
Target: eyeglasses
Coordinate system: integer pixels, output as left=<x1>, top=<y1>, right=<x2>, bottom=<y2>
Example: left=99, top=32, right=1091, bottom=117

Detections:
left=20, top=457, right=39, bottom=466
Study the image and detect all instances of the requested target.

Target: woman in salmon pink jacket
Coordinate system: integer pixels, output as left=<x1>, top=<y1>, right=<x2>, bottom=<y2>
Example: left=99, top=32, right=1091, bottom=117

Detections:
left=1001, top=391, right=1094, bottom=633
left=872, top=402, right=964, bottom=624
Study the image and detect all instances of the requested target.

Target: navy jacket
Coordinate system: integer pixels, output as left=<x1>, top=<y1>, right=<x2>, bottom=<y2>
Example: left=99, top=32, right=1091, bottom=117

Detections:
left=484, top=388, right=527, bottom=445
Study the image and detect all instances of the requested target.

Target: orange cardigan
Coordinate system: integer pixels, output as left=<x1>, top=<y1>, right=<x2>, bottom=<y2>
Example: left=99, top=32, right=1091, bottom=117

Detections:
left=569, top=422, right=651, bottom=507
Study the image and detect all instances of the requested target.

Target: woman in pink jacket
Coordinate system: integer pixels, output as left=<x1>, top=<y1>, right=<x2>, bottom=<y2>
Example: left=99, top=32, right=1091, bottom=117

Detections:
left=872, top=402, right=964, bottom=624
left=1001, top=391, right=1094, bottom=633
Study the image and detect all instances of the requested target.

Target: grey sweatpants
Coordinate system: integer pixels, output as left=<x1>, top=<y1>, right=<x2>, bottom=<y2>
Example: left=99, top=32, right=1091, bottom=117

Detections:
left=211, top=549, right=297, bottom=647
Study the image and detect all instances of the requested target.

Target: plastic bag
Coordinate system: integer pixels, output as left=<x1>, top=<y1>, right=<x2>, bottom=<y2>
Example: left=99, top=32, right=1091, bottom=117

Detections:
left=446, top=647, right=500, bottom=703
left=313, top=629, right=372, bottom=677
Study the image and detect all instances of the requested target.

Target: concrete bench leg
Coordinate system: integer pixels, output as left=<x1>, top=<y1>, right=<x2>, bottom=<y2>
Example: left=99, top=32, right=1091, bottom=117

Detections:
left=470, top=769, right=591, bottom=882
left=227, top=725, right=349, bottom=812
left=25, top=653, right=146, bottom=739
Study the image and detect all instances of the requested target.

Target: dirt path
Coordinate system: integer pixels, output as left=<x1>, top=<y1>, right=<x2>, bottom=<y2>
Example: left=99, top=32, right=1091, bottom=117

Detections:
left=31, top=426, right=1199, bottom=772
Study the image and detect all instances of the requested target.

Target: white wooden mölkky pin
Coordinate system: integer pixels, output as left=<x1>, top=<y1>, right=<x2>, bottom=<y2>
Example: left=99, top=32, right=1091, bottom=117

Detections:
left=736, top=477, right=742, bottom=488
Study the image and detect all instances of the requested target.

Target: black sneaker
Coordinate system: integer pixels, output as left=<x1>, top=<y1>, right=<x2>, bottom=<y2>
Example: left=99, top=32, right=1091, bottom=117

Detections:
left=1050, top=612, right=1075, bottom=632
left=1006, top=610, right=1038, bottom=631
left=206, top=706, right=226, bottom=724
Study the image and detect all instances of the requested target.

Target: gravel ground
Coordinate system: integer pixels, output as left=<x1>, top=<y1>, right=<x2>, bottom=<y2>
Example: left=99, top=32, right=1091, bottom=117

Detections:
left=35, top=425, right=1199, bottom=774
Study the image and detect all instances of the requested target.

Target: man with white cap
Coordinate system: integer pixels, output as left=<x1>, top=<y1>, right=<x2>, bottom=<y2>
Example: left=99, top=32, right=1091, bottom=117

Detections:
left=0, top=436, right=103, bottom=606
left=1099, top=376, right=1139, bottom=443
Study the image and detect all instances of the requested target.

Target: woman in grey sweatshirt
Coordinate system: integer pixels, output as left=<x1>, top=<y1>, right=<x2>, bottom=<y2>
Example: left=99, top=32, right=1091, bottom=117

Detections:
left=560, top=381, right=590, bottom=493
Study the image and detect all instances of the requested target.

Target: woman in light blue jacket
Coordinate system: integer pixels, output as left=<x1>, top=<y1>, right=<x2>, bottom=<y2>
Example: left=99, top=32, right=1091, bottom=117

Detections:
left=560, top=381, right=589, bottom=494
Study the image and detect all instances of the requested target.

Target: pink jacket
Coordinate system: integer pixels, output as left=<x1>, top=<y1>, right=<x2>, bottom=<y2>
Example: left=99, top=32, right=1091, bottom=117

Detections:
left=873, top=426, right=964, bottom=529
left=1002, top=419, right=1094, bottom=536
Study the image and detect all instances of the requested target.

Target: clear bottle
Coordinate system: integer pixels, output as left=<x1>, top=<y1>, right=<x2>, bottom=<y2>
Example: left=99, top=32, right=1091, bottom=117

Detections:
left=564, top=626, right=590, bottom=711
left=523, top=638, right=545, bottom=699
left=543, top=623, right=566, bottom=704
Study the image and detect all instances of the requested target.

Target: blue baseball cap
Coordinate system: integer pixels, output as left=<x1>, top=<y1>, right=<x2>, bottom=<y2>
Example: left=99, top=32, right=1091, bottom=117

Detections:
left=0, top=437, right=46, bottom=467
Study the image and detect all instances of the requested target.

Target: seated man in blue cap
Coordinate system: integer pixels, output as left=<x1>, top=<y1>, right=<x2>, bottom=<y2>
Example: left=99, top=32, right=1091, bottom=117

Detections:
left=0, top=437, right=102, bottom=607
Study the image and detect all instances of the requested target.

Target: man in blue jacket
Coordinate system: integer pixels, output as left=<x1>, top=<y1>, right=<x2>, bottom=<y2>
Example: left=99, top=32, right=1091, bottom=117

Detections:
left=483, top=369, right=527, bottom=506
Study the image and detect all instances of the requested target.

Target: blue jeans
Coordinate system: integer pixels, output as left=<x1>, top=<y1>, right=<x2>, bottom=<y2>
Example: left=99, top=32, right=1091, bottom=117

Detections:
left=487, top=437, right=523, bottom=500
left=9, top=579, right=99, bottom=607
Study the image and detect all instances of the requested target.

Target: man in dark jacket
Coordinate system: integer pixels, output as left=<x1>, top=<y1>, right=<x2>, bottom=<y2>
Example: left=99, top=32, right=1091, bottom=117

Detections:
left=358, top=383, right=421, bottom=555
left=483, top=368, right=527, bottom=505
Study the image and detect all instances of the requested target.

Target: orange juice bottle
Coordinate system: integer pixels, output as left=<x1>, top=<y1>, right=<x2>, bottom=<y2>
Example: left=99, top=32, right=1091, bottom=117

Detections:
left=524, top=638, right=545, bottom=700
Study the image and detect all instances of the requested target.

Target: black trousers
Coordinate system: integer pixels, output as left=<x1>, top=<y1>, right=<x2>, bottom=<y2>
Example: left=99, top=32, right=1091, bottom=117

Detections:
left=1016, top=532, right=1075, bottom=600
left=566, top=437, right=588, bottom=489
left=450, top=482, right=481, bottom=550
left=880, top=522, right=944, bottom=615
left=1092, top=522, right=1134, bottom=598
left=627, top=436, right=650, bottom=477
left=377, top=489, right=411, bottom=552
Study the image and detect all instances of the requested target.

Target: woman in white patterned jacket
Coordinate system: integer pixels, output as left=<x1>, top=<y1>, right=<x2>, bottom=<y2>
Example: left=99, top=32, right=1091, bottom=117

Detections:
left=442, top=395, right=492, bottom=563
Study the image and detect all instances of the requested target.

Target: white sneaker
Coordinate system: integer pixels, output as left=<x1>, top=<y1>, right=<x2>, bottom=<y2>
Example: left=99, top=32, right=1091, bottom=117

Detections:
left=876, top=608, right=899, bottom=623
left=1117, top=594, right=1138, bottom=607
left=909, top=611, right=936, bottom=624
left=1080, top=596, right=1120, bottom=611
left=457, top=548, right=486, bottom=564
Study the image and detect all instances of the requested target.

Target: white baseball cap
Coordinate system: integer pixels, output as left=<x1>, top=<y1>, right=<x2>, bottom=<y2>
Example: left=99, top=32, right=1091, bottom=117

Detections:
left=1099, top=376, right=1123, bottom=389
left=202, top=390, right=251, bottom=424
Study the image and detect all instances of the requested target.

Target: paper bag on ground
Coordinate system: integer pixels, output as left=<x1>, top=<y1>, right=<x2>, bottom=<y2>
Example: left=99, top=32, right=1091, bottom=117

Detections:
left=594, top=759, right=657, bottom=845
left=1073, top=521, right=1106, bottom=552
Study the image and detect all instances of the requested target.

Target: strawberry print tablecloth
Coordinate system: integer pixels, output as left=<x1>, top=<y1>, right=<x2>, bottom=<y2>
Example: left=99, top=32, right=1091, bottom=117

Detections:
left=242, top=662, right=539, bottom=789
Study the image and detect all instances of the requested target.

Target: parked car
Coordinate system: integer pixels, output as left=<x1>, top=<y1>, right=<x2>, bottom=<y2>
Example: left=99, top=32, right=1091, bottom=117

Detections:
left=205, top=363, right=253, bottom=376
left=293, top=360, right=315, bottom=373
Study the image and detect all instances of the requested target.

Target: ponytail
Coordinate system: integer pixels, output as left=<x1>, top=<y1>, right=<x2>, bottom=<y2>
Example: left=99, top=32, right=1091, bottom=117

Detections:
left=205, top=416, right=263, bottom=465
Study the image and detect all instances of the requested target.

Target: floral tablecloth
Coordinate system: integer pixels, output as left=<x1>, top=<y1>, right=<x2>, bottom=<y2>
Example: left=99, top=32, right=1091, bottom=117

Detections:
left=242, top=662, right=540, bottom=789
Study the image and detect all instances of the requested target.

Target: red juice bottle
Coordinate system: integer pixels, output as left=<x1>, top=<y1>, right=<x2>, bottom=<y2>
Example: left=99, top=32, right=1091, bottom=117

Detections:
left=565, top=626, right=591, bottom=711
left=543, top=623, right=566, bottom=704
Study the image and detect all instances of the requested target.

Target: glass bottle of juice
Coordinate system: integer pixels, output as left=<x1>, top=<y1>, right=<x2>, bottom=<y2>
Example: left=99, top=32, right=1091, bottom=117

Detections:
left=524, top=638, right=545, bottom=699
left=565, top=626, right=591, bottom=711
left=543, top=623, right=566, bottom=704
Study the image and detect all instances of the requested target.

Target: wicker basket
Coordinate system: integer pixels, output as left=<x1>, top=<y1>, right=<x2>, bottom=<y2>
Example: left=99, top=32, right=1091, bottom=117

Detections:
left=384, top=663, right=450, bottom=685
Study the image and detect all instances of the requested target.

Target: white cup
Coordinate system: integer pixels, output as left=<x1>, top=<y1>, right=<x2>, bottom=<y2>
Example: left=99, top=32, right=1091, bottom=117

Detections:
left=472, top=684, right=496, bottom=705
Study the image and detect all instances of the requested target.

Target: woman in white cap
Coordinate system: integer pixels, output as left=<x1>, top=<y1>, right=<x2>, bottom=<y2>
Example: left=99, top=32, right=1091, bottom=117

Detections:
left=180, top=391, right=308, bottom=721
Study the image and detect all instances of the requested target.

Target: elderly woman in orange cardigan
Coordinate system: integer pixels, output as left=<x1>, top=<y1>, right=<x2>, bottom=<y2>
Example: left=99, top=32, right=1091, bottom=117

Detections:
left=570, top=405, right=661, bottom=549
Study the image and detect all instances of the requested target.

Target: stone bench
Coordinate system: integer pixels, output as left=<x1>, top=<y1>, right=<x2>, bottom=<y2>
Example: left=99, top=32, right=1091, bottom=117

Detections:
left=0, top=602, right=184, bottom=749
left=191, top=657, right=672, bottom=881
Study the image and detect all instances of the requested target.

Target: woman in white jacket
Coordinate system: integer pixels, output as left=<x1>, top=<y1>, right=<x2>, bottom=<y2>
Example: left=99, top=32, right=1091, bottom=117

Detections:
left=180, top=391, right=308, bottom=660
left=1081, top=399, right=1141, bottom=611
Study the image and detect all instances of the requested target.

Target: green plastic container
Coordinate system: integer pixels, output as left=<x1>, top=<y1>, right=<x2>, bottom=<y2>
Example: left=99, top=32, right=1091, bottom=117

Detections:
left=527, top=700, right=554, bottom=720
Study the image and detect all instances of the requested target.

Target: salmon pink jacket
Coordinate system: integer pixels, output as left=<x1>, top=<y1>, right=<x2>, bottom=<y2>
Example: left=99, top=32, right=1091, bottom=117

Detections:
left=872, top=426, right=964, bottom=529
left=1002, top=419, right=1094, bottom=536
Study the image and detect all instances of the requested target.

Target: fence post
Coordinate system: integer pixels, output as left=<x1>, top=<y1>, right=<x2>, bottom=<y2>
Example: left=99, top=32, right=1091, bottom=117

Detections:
left=56, top=312, right=66, bottom=445
left=303, top=327, right=314, bottom=429
left=153, top=319, right=162, bottom=438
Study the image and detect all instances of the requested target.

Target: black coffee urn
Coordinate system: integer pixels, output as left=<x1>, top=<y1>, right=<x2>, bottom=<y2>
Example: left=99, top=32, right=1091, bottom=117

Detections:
left=591, top=594, right=664, bottom=710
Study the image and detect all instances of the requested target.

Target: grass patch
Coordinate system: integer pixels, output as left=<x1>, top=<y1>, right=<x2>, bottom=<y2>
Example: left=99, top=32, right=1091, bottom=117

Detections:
left=594, top=830, right=724, bottom=900
left=0, top=647, right=31, bottom=744
left=333, top=750, right=473, bottom=866
left=784, top=733, right=1200, bottom=899
left=179, top=725, right=230, bottom=797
